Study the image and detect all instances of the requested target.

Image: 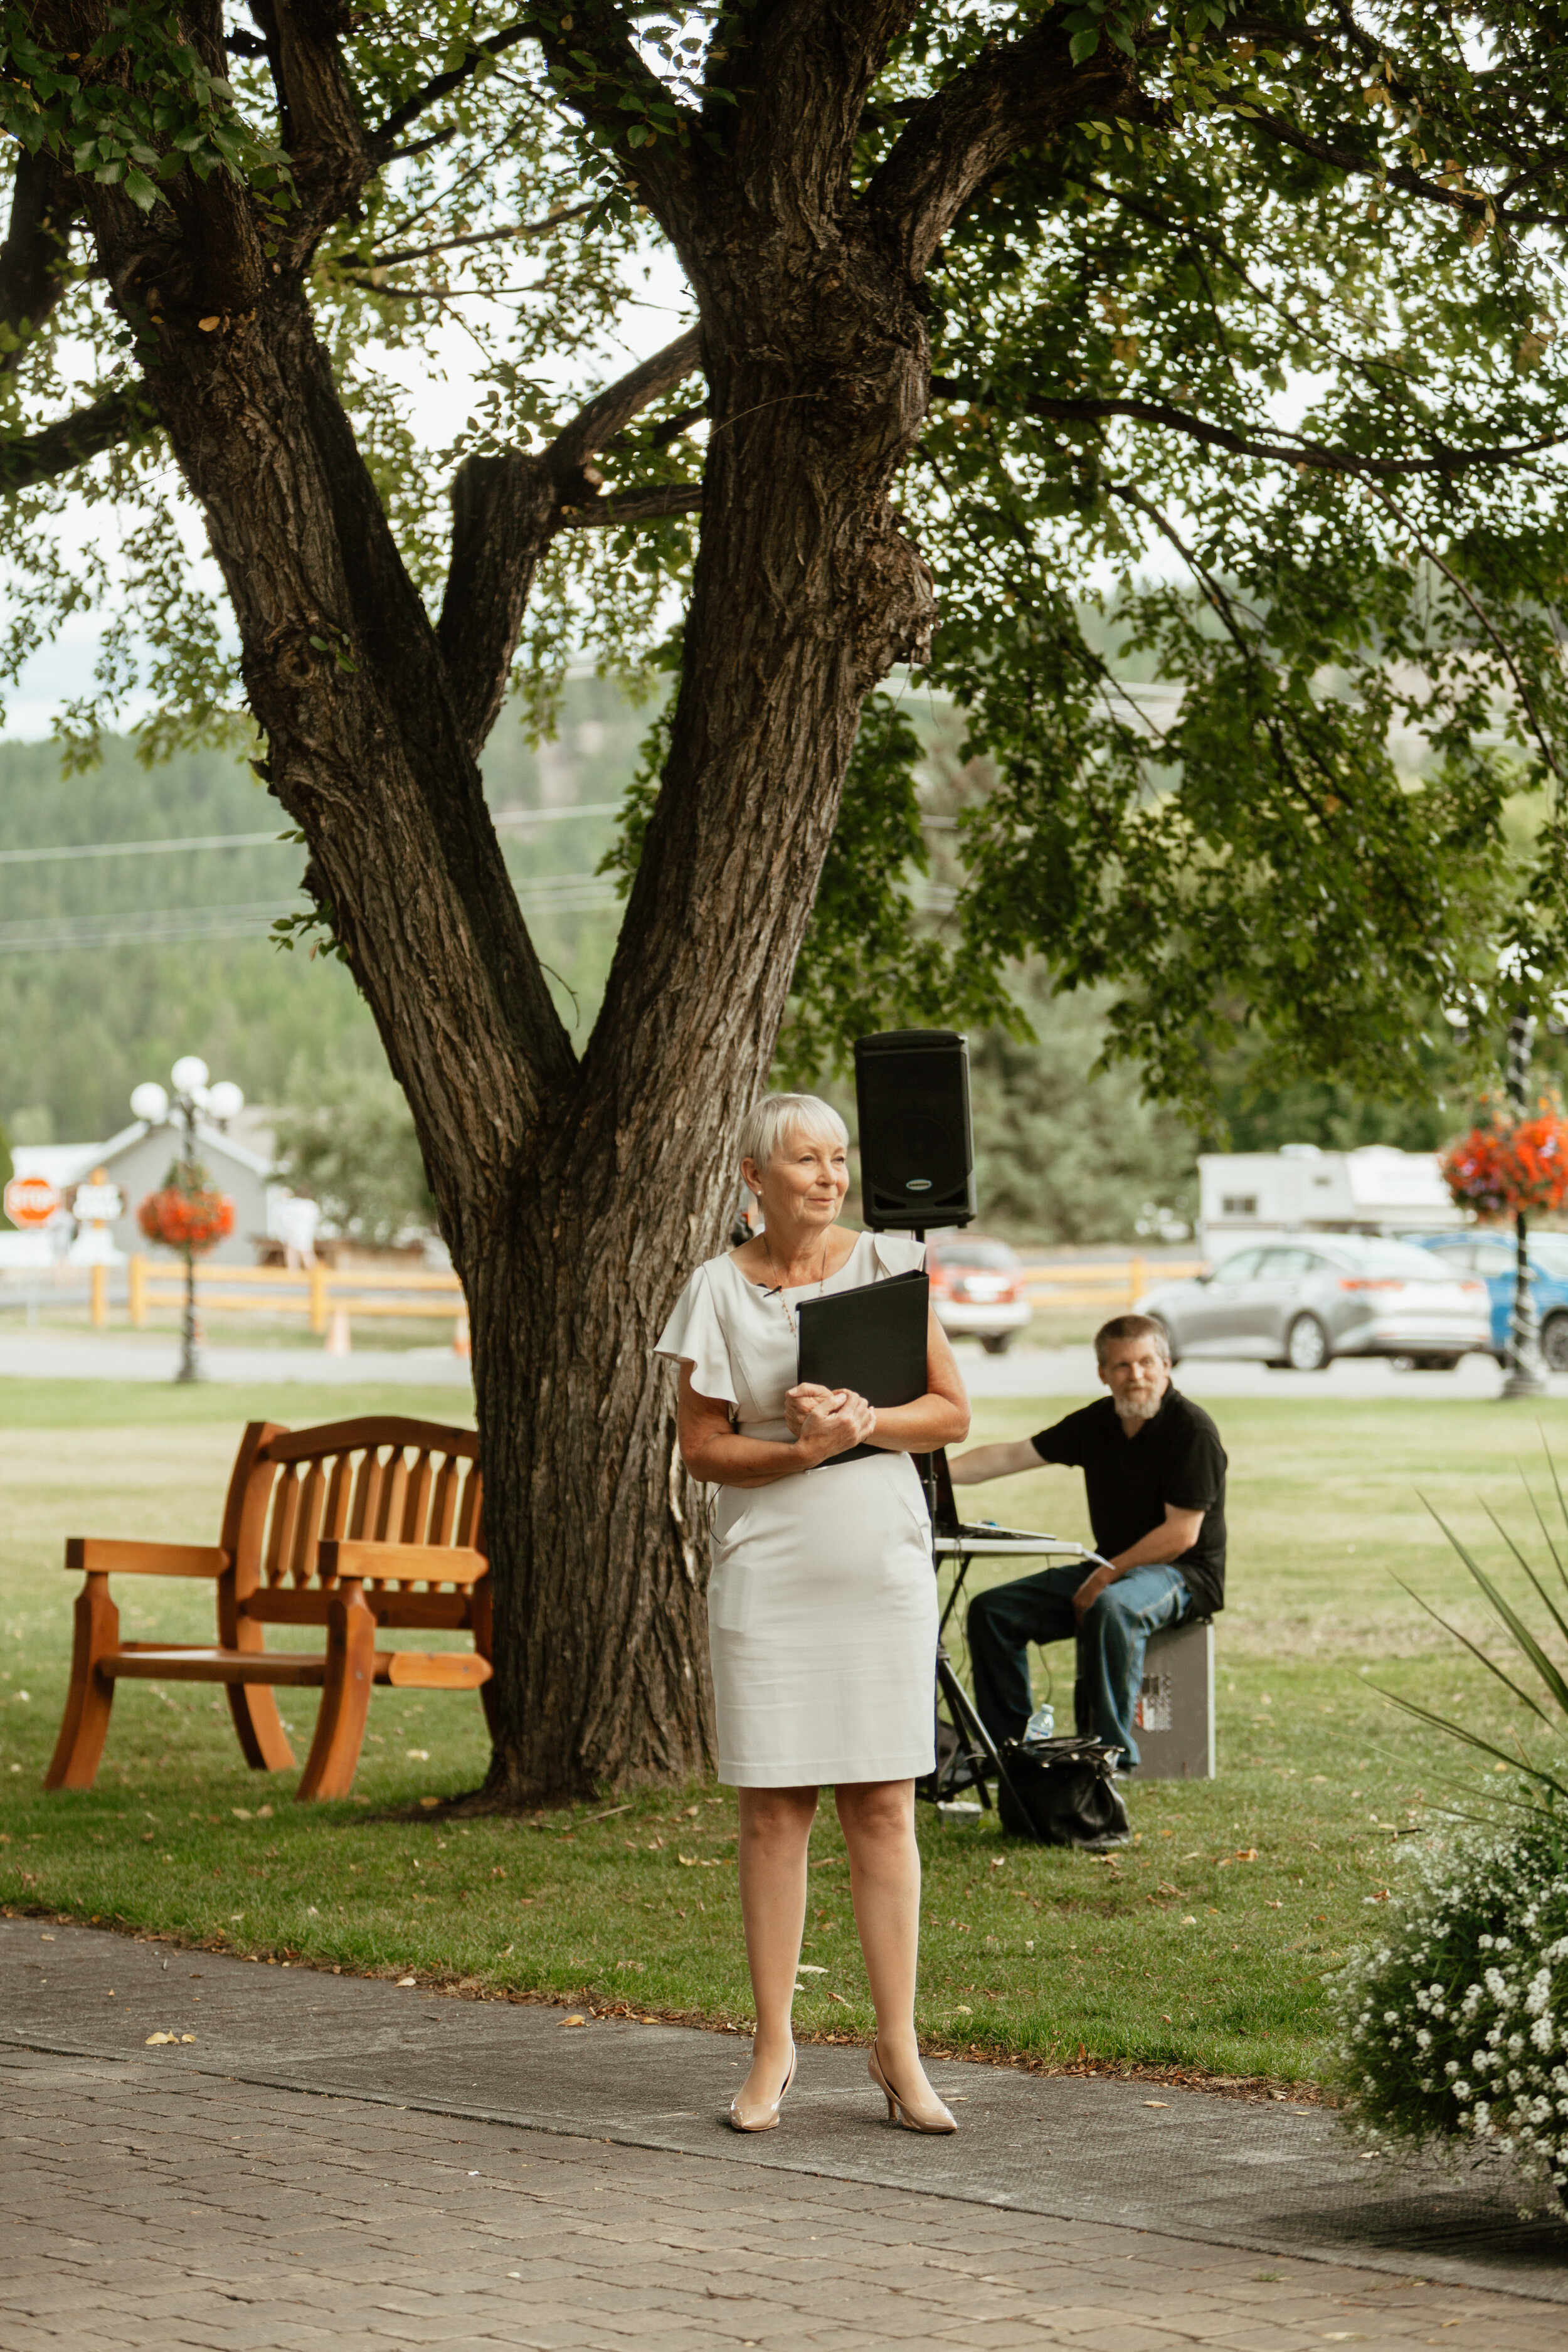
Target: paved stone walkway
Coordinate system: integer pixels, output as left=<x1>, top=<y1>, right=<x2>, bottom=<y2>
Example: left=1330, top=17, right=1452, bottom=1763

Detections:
left=3, top=1919, right=1567, bottom=2348
left=4, top=2047, right=1567, bottom=2352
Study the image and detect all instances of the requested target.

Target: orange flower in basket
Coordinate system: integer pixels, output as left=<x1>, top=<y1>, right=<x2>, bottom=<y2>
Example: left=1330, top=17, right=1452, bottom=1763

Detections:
left=1442, top=1098, right=1568, bottom=1220
left=137, top=1184, right=236, bottom=1255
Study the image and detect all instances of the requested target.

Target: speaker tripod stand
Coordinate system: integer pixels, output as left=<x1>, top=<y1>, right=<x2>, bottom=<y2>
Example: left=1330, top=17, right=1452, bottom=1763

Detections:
left=916, top=1507, right=1027, bottom=1819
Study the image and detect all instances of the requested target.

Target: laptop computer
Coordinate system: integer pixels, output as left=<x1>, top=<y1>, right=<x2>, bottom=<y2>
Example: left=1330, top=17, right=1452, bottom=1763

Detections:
left=916, top=1446, right=1089, bottom=1556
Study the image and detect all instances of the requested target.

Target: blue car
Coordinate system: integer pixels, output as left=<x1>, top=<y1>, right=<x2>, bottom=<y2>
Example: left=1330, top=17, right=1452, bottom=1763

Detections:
left=1411, top=1231, right=1568, bottom=1370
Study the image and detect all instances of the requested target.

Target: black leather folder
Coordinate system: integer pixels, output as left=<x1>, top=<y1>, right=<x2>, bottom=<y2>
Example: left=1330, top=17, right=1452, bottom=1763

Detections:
left=795, top=1268, right=930, bottom=1466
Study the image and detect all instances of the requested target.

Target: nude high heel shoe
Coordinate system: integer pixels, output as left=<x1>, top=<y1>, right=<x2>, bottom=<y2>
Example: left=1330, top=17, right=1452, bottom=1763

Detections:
left=728, top=2043, right=797, bottom=2132
left=869, top=2038, right=958, bottom=2134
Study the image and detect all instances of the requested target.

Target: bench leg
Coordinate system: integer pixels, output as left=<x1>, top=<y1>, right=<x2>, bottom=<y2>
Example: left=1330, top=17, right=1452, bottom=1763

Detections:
left=296, top=1582, right=374, bottom=1801
left=45, top=1575, right=119, bottom=1791
left=226, top=1681, right=295, bottom=1773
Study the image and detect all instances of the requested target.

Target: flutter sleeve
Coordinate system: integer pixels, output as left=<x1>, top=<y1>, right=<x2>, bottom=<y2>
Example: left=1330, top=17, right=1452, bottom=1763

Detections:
left=653, top=1261, right=739, bottom=1407
left=871, top=1231, right=928, bottom=1279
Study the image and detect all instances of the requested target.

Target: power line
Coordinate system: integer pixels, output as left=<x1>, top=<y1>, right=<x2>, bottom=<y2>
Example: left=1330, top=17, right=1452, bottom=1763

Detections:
left=0, top=873, right=623, bottom=955
left=0, top=801, right=627, bottom=868
left=0, top=830, right=289, bottom=867
left=0, top=899, right=304, bottom=954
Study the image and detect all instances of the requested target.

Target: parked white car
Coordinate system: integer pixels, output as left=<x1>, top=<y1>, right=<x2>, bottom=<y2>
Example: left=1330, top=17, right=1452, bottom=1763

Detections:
left=928, top=1234, right=1032, bottom=1355
left=1138, top=1234, right=1491, bottom=1371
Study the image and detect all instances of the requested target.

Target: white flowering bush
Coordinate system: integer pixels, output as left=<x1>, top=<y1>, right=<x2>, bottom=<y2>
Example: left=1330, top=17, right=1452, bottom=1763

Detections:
left=1329, top=1820, right=1568, bottom=2198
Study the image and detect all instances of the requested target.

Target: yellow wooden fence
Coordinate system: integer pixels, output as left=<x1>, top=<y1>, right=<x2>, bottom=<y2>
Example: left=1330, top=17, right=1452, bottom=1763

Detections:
left=102, top=1255, right=468, bottom=1348
left=87, top=1251, right=1200, bottom=1343
left=1015, top=1258, right=1206, bottom=1313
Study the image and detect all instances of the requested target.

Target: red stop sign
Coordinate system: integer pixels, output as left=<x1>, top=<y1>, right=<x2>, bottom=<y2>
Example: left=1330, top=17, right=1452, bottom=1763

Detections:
left=4, top=1175, right=61, bottom=1229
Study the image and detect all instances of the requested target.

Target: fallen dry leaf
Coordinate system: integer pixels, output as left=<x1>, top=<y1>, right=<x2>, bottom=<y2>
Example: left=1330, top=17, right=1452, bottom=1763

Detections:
left=396, top=1975, right=417, bottom=1987
left=231, top=1808, right=252, bottom=1821
left=561, top=2014, right=586, bottom=2028
left=418, top=1796, right=440, bottom=1809
left=145, top=2032, right=176, bottom=2046
left=1143, top=2100, right=1168, bottom=2109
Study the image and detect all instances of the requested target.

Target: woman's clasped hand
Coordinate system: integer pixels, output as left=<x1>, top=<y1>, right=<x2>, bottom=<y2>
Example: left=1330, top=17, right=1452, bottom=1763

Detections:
left=782, top=1380, right=874, bottom=1461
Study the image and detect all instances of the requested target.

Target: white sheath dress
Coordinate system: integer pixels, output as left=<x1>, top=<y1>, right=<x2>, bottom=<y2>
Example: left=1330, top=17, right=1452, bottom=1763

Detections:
left=655, top=1230, right=938, bottom=1788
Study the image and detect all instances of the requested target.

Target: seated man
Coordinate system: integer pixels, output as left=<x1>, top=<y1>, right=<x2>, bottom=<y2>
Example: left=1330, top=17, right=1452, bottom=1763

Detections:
left=948, top=1314, right=1226, bottom=1772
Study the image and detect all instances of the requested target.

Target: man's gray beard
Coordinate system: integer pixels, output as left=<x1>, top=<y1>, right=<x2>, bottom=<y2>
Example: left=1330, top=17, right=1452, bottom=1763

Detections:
left=1115, top=1391, right=1162, bottom=1424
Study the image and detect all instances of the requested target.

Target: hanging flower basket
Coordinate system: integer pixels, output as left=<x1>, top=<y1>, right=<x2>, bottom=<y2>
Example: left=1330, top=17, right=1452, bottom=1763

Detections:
left=137, top=1182, right=235, bottom=1256
left=1441, top=1094, right=1568, bottom=1222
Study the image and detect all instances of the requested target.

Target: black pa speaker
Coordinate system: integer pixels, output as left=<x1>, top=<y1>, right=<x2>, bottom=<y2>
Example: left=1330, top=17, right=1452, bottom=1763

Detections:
left=854, top=1029, right=977, bottom=1232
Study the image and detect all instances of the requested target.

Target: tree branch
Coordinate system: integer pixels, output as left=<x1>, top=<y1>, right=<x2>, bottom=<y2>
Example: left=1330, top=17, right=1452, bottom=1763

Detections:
left=548, top=326, right=699, bottom=477
left=864, top=17, right=1143, bottom=279
left=559, top=483, right=702, bottom=528
left=437, top=327, right=702, bottom=756
left=1239, top=101, right=1568, bottom=231
left=369, top=19, right=539, bottom=153
left=351, top=203, right=595, bottom=273
left=0, top=151, right=79, bottom=377
left=0, top=384, right=155, bottom=492
left=930, top=376, right=1568, bottom=480
left=248, top=0, right=373, bottom=244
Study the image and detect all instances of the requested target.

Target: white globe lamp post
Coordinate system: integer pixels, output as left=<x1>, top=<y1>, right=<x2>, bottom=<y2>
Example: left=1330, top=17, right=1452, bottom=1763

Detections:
left=132, top=1060, right=245, bottom=1384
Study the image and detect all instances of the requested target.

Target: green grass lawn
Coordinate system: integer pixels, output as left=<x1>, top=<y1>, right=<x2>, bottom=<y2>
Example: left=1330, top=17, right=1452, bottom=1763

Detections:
left=1, top=1372, right=1564, bottom=2087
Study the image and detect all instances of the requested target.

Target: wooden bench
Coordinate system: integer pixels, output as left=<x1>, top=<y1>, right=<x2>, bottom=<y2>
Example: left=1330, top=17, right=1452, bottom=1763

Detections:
left=45, top=1416, right=490, bottom=1802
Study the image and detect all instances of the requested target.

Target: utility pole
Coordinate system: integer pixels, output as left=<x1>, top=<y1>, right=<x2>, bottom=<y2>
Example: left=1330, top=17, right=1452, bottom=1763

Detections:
left=1502, top=1007, right=1547, bottom=1399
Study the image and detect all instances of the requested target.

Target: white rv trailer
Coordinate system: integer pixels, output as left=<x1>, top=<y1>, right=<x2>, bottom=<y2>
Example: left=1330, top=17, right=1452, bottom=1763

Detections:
left=1197, top=1145, right=1461, bottom=1254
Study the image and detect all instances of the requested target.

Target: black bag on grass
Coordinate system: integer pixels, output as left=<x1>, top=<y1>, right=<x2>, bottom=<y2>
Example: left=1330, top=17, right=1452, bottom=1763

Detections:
left=996, top=1734, right=1130, bottom=1848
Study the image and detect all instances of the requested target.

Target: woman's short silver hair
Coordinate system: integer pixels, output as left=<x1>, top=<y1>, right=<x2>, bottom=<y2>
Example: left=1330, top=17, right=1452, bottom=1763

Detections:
left=738, top=1092, right=849, bottom=1175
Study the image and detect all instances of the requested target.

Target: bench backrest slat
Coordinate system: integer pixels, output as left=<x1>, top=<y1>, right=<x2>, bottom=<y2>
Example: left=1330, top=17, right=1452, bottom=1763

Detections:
left=267, top=1466, right=301, bottom=1588
left=457, top=1463, right=481, bottom=1549
left=220, top=1420, right=484, bottom=1610
left=379, top=1451, right=410, bottom=1544
left=290, top=1459, right=326, bottom=1585
left=348, top=1448, right=383, bottom=1544
left=430, top=1455, right=460, bottom=1549
left=402, top=1451, right=433, bottom=1545
left=322, top=1452, right=352, bottom=1545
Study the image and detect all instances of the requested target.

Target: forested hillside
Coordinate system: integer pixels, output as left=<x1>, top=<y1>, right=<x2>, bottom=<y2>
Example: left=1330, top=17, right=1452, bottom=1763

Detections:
left=0, top=676, right=644, bottom=1148
left=1, top=678, right=1471, bottom=1242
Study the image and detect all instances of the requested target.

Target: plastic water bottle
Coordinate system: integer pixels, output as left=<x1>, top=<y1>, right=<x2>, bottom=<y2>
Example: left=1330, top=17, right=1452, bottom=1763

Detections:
left=1023, top=1700, right=1055, bottom=1747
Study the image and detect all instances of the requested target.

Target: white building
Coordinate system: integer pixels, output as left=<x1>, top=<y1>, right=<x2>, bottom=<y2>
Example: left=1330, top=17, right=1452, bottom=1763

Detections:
left=1197, top=1145, right=1461, bottom=1252
left=11, top=1116, right=282, bottom=1268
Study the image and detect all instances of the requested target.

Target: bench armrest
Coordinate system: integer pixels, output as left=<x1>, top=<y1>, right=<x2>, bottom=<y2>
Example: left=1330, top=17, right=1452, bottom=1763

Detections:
left=65, top=1539, right=230, bottom=1579
left=317, top=1539, right=487, bottom=1587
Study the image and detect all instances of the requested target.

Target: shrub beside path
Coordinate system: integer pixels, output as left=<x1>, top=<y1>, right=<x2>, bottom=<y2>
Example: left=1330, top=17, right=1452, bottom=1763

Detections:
left=3, top=1919, right=1567, bottom=2349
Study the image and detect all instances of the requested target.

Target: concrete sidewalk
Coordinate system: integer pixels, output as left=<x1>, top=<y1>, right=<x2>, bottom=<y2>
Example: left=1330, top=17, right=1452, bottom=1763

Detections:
left=2, top=1917, right=1565, bottom=2350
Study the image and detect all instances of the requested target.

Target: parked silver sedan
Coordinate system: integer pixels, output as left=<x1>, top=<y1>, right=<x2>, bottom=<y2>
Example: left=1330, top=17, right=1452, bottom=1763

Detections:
left=1136, top=1235, right=1492, bottom=1371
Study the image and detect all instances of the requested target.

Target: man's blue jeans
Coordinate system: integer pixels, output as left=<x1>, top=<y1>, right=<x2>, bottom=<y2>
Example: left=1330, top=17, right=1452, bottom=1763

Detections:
left=965, top=1562, right=1191, bottom=1769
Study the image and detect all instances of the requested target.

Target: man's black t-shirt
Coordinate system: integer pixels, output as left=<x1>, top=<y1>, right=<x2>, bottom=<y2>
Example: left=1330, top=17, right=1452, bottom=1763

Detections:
left=1029, top=1388, right=1227, bottom=1615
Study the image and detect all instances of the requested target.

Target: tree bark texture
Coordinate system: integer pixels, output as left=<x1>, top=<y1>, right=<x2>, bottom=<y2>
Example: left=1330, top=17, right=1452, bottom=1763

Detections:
left=34, top=0, right=1136, bottom=1800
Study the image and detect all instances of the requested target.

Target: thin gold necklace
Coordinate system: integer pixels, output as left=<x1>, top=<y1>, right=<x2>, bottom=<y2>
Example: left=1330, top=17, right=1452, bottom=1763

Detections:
left=763, top=1229, right=832, bottom=1333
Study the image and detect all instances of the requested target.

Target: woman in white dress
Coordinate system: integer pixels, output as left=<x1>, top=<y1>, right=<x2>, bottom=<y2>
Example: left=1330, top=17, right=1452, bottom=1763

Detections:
left=655, top=1092, right=970, bottom=2136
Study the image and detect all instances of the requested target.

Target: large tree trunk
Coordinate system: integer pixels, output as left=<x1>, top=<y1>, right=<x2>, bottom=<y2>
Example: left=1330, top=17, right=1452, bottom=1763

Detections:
left=53, top=0, right=1127, bottom=1803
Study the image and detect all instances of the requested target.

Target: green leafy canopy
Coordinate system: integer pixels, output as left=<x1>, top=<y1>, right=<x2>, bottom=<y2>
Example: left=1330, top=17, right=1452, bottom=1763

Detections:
left=6, top=5, right=1568, bottom=1120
